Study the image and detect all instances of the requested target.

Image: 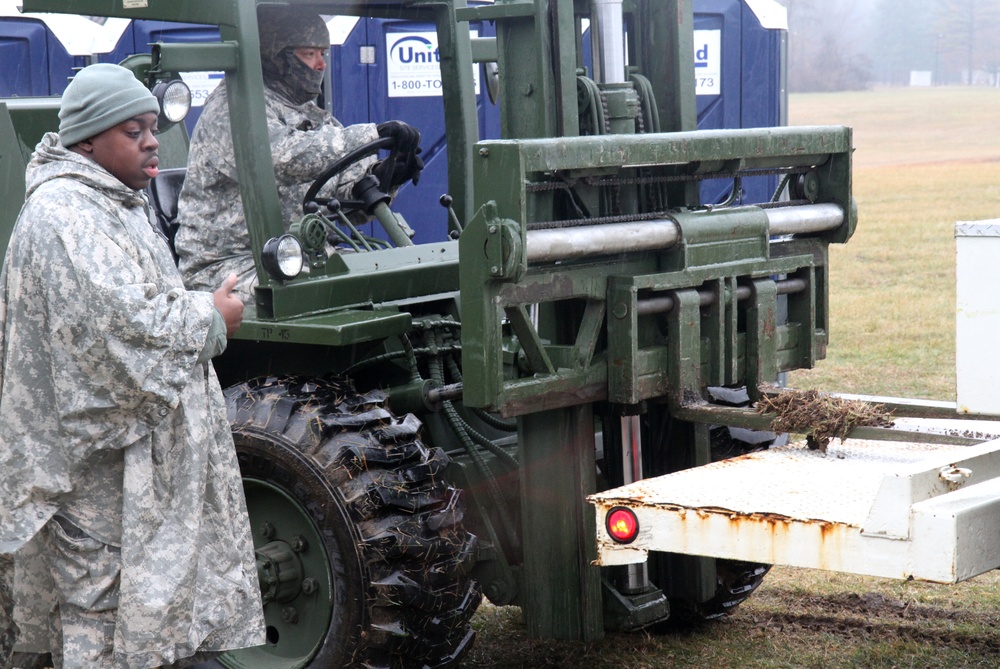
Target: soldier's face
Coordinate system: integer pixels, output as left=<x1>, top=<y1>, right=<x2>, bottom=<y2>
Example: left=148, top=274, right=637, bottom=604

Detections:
left=293, top=47, right=328, bottom=71
left=77, top=113, right=160, bottom=191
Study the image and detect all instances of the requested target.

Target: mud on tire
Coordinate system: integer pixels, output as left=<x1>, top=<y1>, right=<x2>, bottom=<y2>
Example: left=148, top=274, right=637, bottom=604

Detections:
left=223, top=375, right=480, bottom=669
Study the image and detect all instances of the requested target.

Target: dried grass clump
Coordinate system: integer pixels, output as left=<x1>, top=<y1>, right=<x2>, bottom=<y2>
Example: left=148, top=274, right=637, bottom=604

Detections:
left=756, top=388, right=894, bottom=452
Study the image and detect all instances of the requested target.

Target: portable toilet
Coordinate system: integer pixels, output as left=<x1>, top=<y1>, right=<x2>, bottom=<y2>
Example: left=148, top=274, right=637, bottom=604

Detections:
left=330, top=14, right=502, bottom=243
left=0, top=1, right=129, bottom=96
left=576, top=0, right=787, bottom=206
left=695, top=0, right=787, bottom=205
left=1, top=1, right=787, bottom=236
left=101, top=20, right=223, bottom=135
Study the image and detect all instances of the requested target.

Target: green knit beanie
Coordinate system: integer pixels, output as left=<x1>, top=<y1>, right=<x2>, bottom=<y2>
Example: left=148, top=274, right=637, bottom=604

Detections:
left=58, top=63, right=160, bottom=147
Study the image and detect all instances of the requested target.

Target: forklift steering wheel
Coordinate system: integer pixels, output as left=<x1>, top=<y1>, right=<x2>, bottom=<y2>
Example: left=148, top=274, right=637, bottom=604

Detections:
left=302, top=136, right=398, bottom=214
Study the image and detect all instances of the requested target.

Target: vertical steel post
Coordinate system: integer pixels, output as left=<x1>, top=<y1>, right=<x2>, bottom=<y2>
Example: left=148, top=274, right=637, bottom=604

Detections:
left=435, top=0, right=480, bottom=226
left=746, top=278, right=778, bottom=401
left=491, top=2, right=596, bottom=635
left=219, top=1, right=286, bottom=293
left=591, top=0, right=626, bottom=84
left=519, top=406, right=604, bottom=641
left=619, top=414, right=650, bottom=592
left=641, top=0, right=696, bottom=133
left=495, top=0, right=579, bottom=138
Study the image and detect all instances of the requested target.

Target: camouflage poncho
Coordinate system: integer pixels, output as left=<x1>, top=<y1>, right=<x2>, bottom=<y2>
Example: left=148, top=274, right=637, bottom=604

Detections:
left=174, top=81, right=378, bottom=300
left=0, top=556, right=15, bottom=669
left=0, top=134, right=265, bottom=668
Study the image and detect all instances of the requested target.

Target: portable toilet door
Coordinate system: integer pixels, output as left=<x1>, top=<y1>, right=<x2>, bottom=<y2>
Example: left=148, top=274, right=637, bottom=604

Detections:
left=0, top=3, right=92, bottom=97
left=695, top=0, right=787, bottom=206
left=330, top=15, right=501, bottom=244
left=0, top=16, right=65, bottom=96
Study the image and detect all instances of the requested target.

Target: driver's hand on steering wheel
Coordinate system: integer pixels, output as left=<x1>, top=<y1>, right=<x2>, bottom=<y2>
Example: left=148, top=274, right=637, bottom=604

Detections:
left=371, top=149, right=425, bottom=189
left=376, top=121, right=421, bottom=154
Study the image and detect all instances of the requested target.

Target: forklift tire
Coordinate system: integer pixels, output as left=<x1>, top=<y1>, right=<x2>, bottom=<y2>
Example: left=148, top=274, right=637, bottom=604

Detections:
left=658, top=560, right=771, bottom=627
left=221, top=375, right=481, bottom=669
left=671, top=400, right=774, bottom=623
left=647, top=404, right=772, bottom=627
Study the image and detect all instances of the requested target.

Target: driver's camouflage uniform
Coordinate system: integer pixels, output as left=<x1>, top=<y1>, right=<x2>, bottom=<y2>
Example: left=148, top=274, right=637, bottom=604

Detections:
left=174, top=82, right=377, bottom=301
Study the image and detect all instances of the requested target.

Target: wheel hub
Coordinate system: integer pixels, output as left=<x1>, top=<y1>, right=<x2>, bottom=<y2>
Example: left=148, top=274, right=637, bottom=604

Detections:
left=256, top=540, right=304, bottom=605
left=219, top=479, right=333, bottom=669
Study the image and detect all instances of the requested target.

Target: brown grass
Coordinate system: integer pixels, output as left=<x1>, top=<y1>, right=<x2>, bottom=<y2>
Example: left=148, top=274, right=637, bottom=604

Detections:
left=755, top=388, right=893, bottom=451
left=790, top=88, right=1000, bottom=400
left=789, top=87, right=1000, bottom=169
left=466, top=568, right=1000, bottom=668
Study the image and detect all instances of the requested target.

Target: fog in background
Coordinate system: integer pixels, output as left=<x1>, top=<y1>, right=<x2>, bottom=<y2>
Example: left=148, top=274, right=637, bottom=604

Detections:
left=775, top=0, right=1000, bottom=90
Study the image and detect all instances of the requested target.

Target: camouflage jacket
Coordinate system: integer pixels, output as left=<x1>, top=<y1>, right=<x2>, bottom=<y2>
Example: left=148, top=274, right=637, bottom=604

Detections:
left=0, top=134, right=265, bottom=668
left=174, top=81, right=378, bottom=300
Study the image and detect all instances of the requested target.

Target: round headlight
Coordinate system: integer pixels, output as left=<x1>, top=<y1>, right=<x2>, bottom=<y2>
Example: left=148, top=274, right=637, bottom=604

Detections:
left=261, top=234, right=304, bottom=281
left=152, top=80, right=192, bottom=126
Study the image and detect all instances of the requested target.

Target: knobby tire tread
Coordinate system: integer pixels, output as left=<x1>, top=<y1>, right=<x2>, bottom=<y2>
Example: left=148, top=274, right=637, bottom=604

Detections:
left=226, top=375, right=481, bottom=669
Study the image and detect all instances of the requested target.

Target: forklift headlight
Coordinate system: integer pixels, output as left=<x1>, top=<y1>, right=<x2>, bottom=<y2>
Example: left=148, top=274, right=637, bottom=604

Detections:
left=261, top=234, right=304, bottom=281
left=606, top=506, right=639, bottom=544
left=152, top=79, right=192, bottom=129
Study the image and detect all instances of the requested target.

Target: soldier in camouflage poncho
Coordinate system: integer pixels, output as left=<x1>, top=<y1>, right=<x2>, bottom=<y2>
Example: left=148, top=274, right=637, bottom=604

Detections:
left=0, top=64, right=265, bottom=669
left=175, top=5, right=422, bottom=302
left=0, top=556, right=15, bottom=669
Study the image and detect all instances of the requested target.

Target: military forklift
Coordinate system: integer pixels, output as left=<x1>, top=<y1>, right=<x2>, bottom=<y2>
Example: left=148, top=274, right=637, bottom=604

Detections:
left=4, top=1, right=999, bottom=668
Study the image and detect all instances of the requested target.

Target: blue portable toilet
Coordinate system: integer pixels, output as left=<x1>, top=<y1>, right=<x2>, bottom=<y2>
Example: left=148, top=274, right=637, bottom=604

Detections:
left=0, top=15, right=65, bottom=96
left=330, top=15, right=502, bottom=243
left=1, top=1, right=786, bottom=234
left=0, top=3, right=222, bottom=131
left=0, top=4, right=122, bottom=96
left=694, top=0, right=787, bottom=205
left=102, top=20, right=223, bottom=135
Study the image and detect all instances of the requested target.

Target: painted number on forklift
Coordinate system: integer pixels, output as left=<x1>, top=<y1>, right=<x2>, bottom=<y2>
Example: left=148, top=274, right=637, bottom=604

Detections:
left=386, top=31, right=480, bottom=98
left=693, top=29, right=721, bottom=96
left=257, top=327, right=291, bottom=341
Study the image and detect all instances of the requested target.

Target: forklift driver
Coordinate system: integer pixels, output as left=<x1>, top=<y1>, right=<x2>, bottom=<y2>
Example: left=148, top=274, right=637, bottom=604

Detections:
left=175, top=4, right=423, bottom=302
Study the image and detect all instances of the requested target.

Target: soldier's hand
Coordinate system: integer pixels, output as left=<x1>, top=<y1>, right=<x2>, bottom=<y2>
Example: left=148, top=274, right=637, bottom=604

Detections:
left=376, top=120, right=421, bottom=153
left=213, top=274, right=244, bottom=337
left=371, top=148, right=424, bottom=189
left=400, top=148, right=424, bottom=186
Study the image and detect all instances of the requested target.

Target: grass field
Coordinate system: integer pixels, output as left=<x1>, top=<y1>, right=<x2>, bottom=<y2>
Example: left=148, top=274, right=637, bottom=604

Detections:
left=789, top=86, right=1000, bottom=400
left=464, top=86, right=1000, bottom=667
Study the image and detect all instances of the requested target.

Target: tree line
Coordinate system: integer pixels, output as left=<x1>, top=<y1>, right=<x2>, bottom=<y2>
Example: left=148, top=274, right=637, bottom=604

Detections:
left=776, top=0, right=1000, bottom=91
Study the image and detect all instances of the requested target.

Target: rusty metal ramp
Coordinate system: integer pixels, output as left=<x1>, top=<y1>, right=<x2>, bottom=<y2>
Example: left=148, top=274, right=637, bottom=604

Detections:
left=589, top=437, right=1000, bottom=583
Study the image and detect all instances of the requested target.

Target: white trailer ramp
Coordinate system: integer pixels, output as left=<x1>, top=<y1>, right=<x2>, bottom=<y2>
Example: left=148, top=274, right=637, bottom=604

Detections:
left=590, top=436, right=1000, bottom=583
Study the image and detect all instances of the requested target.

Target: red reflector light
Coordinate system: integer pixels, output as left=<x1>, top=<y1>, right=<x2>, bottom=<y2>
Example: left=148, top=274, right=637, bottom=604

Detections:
left=606, top=507, right=639, bottom=544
